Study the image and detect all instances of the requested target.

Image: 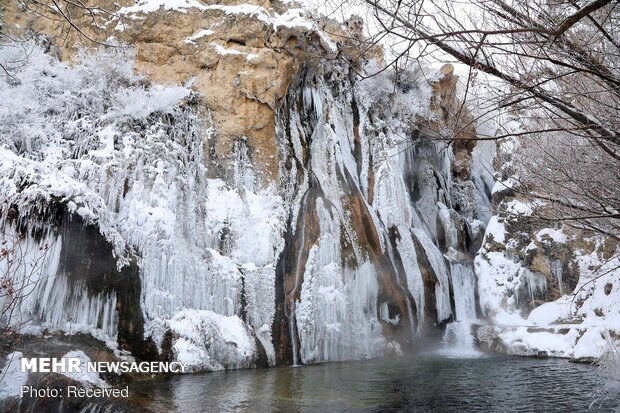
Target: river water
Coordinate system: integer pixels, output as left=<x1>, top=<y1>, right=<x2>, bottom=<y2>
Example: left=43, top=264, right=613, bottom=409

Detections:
left=130, top=353, right=614, bottom=412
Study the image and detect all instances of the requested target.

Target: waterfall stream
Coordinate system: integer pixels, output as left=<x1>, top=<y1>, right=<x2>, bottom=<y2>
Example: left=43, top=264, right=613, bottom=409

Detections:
left=288, top=189, right=310, bottom=366
left=440, top=261, right=480, bottom=357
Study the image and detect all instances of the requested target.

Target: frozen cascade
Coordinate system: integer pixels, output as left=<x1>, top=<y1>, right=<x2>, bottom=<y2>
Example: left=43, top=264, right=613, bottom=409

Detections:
left=441, top=321, right=479, bottom=357
left=373, top=161, right=426, bottom=326
left=295, top=199, right=385, bottom=364
left=0, top=47, right=285, bottom=367
left=550, top=260, right=564, bottom=296
left=0, top=43, right=496, bottom=368
left=412, top=229, right=452, bottom=323
left=438, top=203, right=458, bottom=251
left=394, top=231, right=426, bottom=327
left=449, top=262, right=477, bottom=321
left=288, top=189, right=309, bottom=366
left=292, top=78, right=387, bottom=364
left=385, top=234, right=417, bottom=342
left=440, top=261, right=479, bottom=356
left=0, top=227, right=118, bottom=340
left=514, top=269, right=548, bottom=305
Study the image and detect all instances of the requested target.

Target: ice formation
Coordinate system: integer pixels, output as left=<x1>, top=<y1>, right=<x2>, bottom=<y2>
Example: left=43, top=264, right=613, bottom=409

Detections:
left=3, top=5, right=613, bottom=371
left=0, top=40, right=491, bottom=368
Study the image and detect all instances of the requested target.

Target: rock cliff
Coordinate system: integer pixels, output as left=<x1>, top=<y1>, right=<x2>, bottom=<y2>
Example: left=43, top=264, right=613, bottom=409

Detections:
left=0, top=0, right=617, bottom=383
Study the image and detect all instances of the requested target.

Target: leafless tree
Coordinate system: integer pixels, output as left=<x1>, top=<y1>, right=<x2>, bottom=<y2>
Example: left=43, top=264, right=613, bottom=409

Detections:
left=335, top=0, right=619, bottom=242
left=1, top=0, right=121, bottom=76
left=592, top=337, right=620, bottom=410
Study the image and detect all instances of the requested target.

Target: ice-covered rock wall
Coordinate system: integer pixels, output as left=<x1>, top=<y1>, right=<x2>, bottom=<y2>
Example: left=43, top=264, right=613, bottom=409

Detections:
left=472, top=119, right=620, bottom=360
left=0, top=43, right=288, bottom=368
left=1, top=1, right=497, bottom=371
left=267, top=58, right=495, bottom=364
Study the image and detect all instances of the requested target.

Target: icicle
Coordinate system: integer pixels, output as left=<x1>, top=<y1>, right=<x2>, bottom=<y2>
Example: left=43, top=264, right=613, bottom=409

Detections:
left=295, top=199, right=384, bottom=364
left=413, top=229, right=452, bottom=323
left=449, top=261, right=477, bottom=321
left=287, top=189, right=310, bottom=366
left=438, top=260, right=480, bottom=356
left=550, top=260, right=564, bottom=296
left=0, top=226, right=119, bottom=339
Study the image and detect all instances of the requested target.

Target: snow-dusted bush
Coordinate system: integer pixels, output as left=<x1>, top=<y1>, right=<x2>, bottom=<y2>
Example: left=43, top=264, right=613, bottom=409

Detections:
left=0, top=42, right=284, bottom=367
left=0, top=42, right=193, bottom=261
left=0, top=43, right=187, bottom=157
left=593, top=339, right=620, bottom=411
left=354, top=60, right=435, bottom=128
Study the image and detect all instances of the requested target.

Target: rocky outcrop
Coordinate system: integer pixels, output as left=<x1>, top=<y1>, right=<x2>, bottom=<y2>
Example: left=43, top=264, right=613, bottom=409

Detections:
left=2, top=0, right=377, bottom=184
left=474, top=152, right=620, bottom=360
left=6, top=0, right=614, bottom=374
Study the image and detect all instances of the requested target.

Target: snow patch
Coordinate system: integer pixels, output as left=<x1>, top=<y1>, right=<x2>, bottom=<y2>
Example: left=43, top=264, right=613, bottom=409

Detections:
left=0, top=352, right=29, bottom=400
left=536, top=228, right=568, bottom=244
left=60, top=351, right=109, bottom=388
left=184, top=29, right=215, bottom=44
left=168, top=309, right=257, bottom=372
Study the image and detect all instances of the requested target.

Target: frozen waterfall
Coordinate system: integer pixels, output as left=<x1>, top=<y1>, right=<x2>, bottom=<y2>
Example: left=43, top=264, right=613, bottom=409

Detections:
left=0, top=44, right=494, bottom=369
left=440, top=261, right=481, bottom=357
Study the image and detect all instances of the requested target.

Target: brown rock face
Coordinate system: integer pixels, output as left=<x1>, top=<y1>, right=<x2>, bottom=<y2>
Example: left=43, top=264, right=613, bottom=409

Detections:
left=4, top=0, right=374, bottom=183
left=425, top=64, right=477, bottom=180
left=120, top=6, right=300, bottom=182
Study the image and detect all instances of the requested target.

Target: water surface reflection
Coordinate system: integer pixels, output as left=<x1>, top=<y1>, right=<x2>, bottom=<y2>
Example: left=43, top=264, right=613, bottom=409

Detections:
left=131, top=354, right=610, bottom=412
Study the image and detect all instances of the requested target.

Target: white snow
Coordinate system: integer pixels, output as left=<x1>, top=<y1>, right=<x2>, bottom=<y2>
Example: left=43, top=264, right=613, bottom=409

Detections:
left=499, top=327, right=581, bottom=357
left=119, top=0, right=207, bottom=15
left=0, top=352, right=29, bottom=400
left=60, top=351, right=109, bottom=388
left=184, top=29, right=215, bottom=44
left=167, top=309, right=257, bottom=372
left=505, top=199, right=533, bottom=216
left=208, top=43, right=259, bottom=61
left=536, top=228, right=568, bottom=244
left=484, top=216, right=505, bottom=244
left=108, top=85, right=190, bottom=119
left=491, top=177, right=517, bottom=194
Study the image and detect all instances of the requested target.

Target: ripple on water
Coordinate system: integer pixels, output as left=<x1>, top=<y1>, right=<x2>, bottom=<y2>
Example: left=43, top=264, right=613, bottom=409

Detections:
left=130, top=354, right=613, bottom=413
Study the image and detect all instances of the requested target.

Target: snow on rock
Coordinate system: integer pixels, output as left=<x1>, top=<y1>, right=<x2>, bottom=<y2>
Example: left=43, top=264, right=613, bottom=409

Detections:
left=491, top=178, right=517, bottom=195
left=573, top=327, right=608, bottom=359
left=0, top=352, right=29, bottom=400
left=475, top=185, right=620, bottom=359
left=483, top=216, right=505, bottom=244
left=167, top=309, right=257, bottom=372
left=118, top=0, right=326, bottom=45
left=536, top=228, right=568, bottom=244
left=210, top=42, right=254, bottom=59
left=475, top=250, right=526, bottom=325
left=184, top=29, right=215, bottom=44
left=504, top=199, right=533, bottom=216
left=498, top=327, right=581, bottom=357
left=119, top=0, right=208, bottom=15
left=60, top=351, right=109, bottom=388
left=0, top=43, right=284, bottom=365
